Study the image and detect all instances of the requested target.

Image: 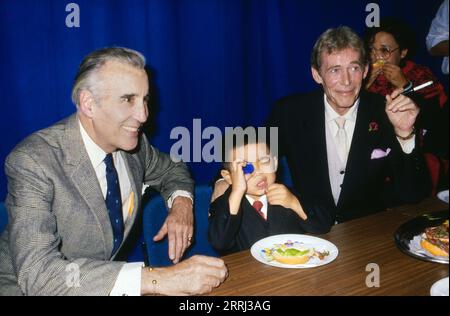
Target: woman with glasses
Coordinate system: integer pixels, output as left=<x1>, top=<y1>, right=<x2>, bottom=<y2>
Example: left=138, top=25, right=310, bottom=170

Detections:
left=365, top=18, right=448, bottom=195
left=365, top=17, right=447, bottom=107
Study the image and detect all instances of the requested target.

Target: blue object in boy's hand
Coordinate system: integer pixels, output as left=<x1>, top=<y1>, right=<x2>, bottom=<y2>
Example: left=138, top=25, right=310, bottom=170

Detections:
left=242, top=163, right=254, bottom=175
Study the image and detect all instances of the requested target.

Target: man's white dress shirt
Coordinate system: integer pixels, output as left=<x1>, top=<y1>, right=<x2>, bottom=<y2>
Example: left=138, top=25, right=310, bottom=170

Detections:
left=323, top=95, right=415, bottom=205
left=79, top=121, right=192, bottom=296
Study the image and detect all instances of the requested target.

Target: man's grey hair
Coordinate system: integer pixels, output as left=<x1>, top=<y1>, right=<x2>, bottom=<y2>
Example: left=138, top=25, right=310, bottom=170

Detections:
left=71, top=47, right=146, bottom=106
left=311, top=26, right=367, bottom=71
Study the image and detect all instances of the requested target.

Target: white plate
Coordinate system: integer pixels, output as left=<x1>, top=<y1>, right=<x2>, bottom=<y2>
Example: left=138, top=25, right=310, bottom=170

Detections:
left=437, top=190, right=449, bottom=204
left=430, top=277, right=449, bottom=296
left=250, top=234, right=339, bottom=269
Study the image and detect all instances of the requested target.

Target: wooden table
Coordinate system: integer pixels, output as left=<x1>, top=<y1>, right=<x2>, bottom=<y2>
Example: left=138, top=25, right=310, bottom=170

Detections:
left=209, top=198, right=449, bottom=296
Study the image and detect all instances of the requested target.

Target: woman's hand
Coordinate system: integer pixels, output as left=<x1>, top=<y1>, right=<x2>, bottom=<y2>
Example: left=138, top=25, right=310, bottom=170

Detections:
left=365, top=66, right=382, bottom=89
left=382, top=63, right=409, bottom=88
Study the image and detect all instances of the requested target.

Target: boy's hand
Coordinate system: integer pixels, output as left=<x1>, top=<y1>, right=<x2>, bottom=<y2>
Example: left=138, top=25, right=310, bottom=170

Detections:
left=228, top=160, right=247, bottom=215
left=229, top=160, right=247, bottom=195
left=267, top=184, right=307, bottom=220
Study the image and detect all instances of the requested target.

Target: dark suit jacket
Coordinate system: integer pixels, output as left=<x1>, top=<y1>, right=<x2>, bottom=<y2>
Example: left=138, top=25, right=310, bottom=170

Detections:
left=208, top=188, right=333, bottom=255
left=267, top=90, right=430, bottom=224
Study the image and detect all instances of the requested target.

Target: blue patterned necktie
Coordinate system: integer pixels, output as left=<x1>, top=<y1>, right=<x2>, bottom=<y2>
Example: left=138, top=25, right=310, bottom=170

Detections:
left=104, top=153, right=124, bottom=256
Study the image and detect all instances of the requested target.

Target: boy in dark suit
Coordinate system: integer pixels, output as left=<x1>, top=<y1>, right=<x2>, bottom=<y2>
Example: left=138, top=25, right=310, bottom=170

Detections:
left=208, top=136, right=333, bottom=255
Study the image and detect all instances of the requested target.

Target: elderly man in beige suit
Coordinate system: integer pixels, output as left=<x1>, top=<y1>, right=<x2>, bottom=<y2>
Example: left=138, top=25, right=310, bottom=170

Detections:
left=0, top=47, right=227, bottom=296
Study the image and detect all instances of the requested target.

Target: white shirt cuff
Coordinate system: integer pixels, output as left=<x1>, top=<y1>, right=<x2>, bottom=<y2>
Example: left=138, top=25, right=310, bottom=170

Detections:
left=397, top=135, right=416, bottom=154
left=110, top=262, right=144, bottom=296
left=167, top=190, right=193, bottom=209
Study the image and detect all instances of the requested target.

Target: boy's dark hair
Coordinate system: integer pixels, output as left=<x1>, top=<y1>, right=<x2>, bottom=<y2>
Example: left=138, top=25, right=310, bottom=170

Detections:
left=222, top=127, right=271, bottom=171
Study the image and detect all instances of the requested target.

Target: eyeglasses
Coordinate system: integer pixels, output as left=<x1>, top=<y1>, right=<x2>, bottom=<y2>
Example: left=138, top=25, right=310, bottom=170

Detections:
left=241, top=156, right=278, bottom=175
left=370, top=46, right=400, bottom=59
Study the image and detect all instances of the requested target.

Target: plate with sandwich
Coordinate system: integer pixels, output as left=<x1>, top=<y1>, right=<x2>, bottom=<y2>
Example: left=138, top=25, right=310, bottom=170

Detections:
left=395, top=210, right=448, bottom=264
left=250, top=234, right=338, bottom=269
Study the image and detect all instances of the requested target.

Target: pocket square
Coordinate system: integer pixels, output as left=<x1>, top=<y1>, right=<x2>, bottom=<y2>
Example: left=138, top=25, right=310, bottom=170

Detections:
left=371, top=148, right=391, bottom=160
left=142, top=184, right=150, bottom=195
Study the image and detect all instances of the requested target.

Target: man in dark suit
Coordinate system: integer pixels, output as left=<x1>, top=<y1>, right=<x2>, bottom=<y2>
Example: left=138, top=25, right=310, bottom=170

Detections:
left=212, top=26, right=430, bottom=226
left=267, top=26, right=430, bottom=223
left=0, top=47, right=227, bottom=296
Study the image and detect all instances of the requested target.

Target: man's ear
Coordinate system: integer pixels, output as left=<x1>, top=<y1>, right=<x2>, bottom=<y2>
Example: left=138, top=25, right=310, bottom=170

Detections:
left=311, top=67, right=323, bottom=84
left=78, top=90, right=96, bottom=118
left=400, top=48, right=408, bottom=60
left=363, top=64, right=369, bottom=79
left=220, top=170, right=233, bottom=185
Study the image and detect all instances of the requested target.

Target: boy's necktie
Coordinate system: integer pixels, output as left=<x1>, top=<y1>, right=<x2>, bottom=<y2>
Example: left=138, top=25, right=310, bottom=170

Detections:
left=252, top=200, right=266, bottom=220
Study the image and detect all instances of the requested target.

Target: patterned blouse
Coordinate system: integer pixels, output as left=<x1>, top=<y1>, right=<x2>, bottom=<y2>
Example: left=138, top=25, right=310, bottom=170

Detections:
left=367, top=60, right=448, bottom=108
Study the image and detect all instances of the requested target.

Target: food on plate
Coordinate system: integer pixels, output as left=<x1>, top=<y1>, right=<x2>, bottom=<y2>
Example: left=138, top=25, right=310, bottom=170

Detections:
left=272, top=246, right=313, bottom=264
left=420, top=220, right=449, bottom=257
left=262, top=240, right=330, bottom=265
left=372, top=59, right=385, bottom=69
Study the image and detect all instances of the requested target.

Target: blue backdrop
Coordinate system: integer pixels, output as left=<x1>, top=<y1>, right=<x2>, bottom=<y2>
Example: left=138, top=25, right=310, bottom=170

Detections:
left=0, top=0, right=447, bottom=200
